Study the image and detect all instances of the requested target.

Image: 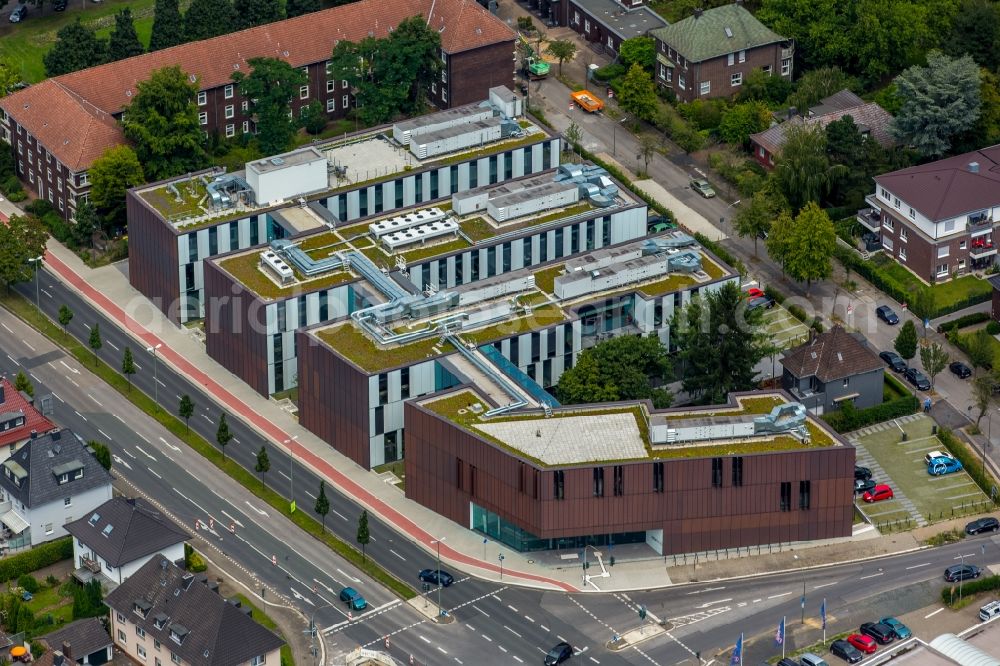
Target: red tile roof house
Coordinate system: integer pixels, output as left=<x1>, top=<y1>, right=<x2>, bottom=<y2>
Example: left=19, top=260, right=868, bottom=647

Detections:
left=0, top=376, right=56, bottom=461
left=860, top=144, right=1000, bottom=283
left=749, top=90, right=896, bottom=169
left=0, top=0, right=516, bottom=221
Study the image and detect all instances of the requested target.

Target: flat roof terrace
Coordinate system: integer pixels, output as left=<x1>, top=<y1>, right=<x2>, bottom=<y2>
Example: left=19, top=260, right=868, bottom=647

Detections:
left=419, top=391, right=841, bottom=466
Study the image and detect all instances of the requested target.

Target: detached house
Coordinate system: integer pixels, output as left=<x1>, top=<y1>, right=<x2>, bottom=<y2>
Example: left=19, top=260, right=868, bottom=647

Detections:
left=650, top=3, right=792, bottom=103
left=860, top=144, right=1000, bottom=281
left=106, top=555, right=285, bottom=666
left=66, top=496, right=190, bottom=587
left=0, top=429, right=112, bottom=549
left=0, top=377, right=56, bottom=462
left=781, top=326, right=884, bottom=415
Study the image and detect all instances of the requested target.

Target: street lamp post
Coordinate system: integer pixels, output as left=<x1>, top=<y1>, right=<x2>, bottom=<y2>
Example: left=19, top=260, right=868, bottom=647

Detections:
left=283, top=436, right=299, bottom=512
left=613, top=117, right=627, bottom=157
left=145, top=344, right=162, bottom=410
left=430, top=538, right=445, bottom=617
left=498, top=552, right=505, bottom=581
left=28, top=256, right=43, bottom=310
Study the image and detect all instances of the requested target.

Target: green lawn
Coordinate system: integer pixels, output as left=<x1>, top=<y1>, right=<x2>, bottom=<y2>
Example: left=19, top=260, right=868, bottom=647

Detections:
left=868, top=254, right=992, bottom=313
left=760, top=305, right=810, bottom=350
left=0, top=0, right=160, bottom=83
left=856, top=415, right=992, bottom=526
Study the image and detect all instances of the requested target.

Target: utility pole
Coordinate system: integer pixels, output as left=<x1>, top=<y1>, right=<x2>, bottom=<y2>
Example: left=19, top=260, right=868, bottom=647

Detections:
left=29, top=256, right=43, bottom=310
left=431, top=537, right=445, bottom=617
left=146, top=344, right=162, bottom=409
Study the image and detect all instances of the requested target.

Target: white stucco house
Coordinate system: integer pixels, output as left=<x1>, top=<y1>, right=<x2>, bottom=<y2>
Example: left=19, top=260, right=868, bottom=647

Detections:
left=0, top=429, right=112, bottom=548
left=65, top=496, right=189, bottom=587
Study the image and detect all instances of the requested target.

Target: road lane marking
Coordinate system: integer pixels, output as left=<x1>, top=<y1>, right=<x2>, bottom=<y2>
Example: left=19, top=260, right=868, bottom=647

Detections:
left=201, top=414, right=213, bottom=423
left=686, top=586, right=726, bottom=595
left=67, top=377, right=79, bottom=387
left=6, top=354, right=17, bottom=365
left=148, top=467, right=161, bottom=479
left=114, top=414, right=127, bottom=425
left=696, top=598, right=733, bottom=608
left=23, top=342, right=34, bottom=352
left=59, top=360, right=78, bottom=374
left=159, top=437, right=180, bottom=452
left=41, top=289, right=52, bottom=299
left=925, top=608, right=944, bottom=619
left=1, top=323, right=11, bottom=333
left=88, top=394, right=103, bottom=407
left=767, top=592, right=792, bottom=599
left=73, top=410, right=88, bottom=422
left=278, top=470, right=291, bottom=480
left=499, top=646, right=508, bottom=653
left=107, top=341, right=119, bottom=351
left=505, top=626, right=522, bottom=638
left=245, top=502, right=268, bottom=517
left=813, top=582, right=838, bottom=589
left=337, top=568, right=361, bottom=584
left=437, top=647, right=447, bottom=655
left=123, top=449, right=137, bottom=459
left=524, top=616, right=534, bottom=623
left=51, top=392, right=62, bottom=402
left=135, top=446, right=156, bottom=461
left=389, top=549, right=406, bottom=561
left=954, top=553, right=976, bottom=559
left=481, top=635, right=492, bottom=642
left=508, top=605, right=519, bottom=613
left=473, top=605, right=489, bottom=617
left=221, top=510, right=244, bottom=528
left=332, top=509, right=348, bottom=521
left=905, top=563, right=931, bottom=570
left=859, top=573, right=884, bottom=580
left=305, top=490, right=316, bottom=499
left=540, top=624, right=549, bottom=632
left=513, top=657, right=523, bottom=664
left=98, top=428, right=111, bottom=440
left=752, top=598, right=762, bottom=603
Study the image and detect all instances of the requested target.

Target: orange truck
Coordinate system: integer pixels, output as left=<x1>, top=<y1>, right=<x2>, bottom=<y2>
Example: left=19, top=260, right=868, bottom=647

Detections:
left=570, top=90, right=604, bottom=113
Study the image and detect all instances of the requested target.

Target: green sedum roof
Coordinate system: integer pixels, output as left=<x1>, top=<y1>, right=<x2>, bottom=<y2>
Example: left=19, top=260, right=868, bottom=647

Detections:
left=650, top=4, right=786, bottom=64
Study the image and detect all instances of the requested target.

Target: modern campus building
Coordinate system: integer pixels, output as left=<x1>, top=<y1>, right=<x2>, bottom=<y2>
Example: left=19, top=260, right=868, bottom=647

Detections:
left=128, top=88, right=561, bottom=324
left=650, top=3, right=793, bottom=103
left=0, top=0, right=515, bottom=221
left=859, top=144, right=1000, bottom=281
left=406, top=390, right=854, bottom=553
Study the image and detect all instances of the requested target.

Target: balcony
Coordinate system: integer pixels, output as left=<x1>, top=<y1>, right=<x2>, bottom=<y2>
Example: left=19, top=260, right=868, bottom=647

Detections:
left=864, top=193, right=882, bottom=211
left=969, top=213, right=995, bottom=235
left=856, top=207, right=881, bottom=232
left=970, top=237, right=996, bottom=258
left=81, top=557, right=101, bottom=573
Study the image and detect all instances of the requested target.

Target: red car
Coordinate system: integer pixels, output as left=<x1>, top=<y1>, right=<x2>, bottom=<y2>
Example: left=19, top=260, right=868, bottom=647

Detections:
left=863, top=484, right=894, bottom=503
left=745, top=287, right=764, bottom=299
left=847, top=633, right=877, bottom=654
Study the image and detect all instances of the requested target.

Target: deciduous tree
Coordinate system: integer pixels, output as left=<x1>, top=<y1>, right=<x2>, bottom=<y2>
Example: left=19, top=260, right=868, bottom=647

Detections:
left=783, top=202, right=837, bottom=291
left=0, top=214, right=46, bottom=294
left=892, top=51, right=981, bottom=157
left=672, top=282, right=772, bottom=404
left=718, top=101, right=771, bottom=147
left=58, top=304, right=73, bottom=336
left=973, top=373, right=994, bottom=428
left=88, top=441, right=111, bottom=471
left=216, top=413, right=233, bottom=460
left=617, top=63, right=658, bottom=122
left=314, top=481, right=330, bottom=532
left=919, top=341, right=949, bottom=387
left=894, top=320, right=918, bottom=360
left=966, top=329, right=995, bottom=372
left=775, top=124, right=847, bottom=210
left=285, top=0, right=319, bottom=18
left=734, top=185, right=787, bottom=256
left=255, top=446, right=270, bottom=490
left=183, top=0, right=236, bottom=42
left=556, top=334, right=672, bottom=407
left=149, top=0, right=185, bottom=51
left=300, top=100, right=327, bottom=136
left=945, top=0, right=1000, bottom=70
left=357, top=510, right=370, bottom=562
left=739, top=67, right=792, bottom=105
left=43, top=20, right=107, bottom=77
left=122, top=66, right=208, bottom=181
left=89, top=145, right=145, bottom=233
left=14, top=371, right=33, bottom=398
left=108, top=9, right=144, bottom=62
left=70, top=201, right=97, bottom=250
left=233, top=0, right=282, bottom=30
left=178, top=394, right=194, bottom=432
left=545, top=39, right=577, bottom=76
left=619, top=36, right=655, bottom=70
left=233, top=57, right=306, bottom=156
left=0, top=62, right=21, bottom=97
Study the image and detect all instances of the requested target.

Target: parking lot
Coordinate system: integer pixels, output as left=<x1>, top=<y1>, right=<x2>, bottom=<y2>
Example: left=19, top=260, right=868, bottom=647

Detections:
left=760, top=305, right=811, bottom=350
left=852, top=415, right=992, bottom=530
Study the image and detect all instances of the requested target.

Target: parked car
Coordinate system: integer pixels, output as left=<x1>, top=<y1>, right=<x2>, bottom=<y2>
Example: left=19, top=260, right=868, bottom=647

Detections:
left=949, top=361, right=972, bottom=379
left=8, top=4, right=26, bottom=22
left=878, top=351, right=907, bottom=373
left=747, top=296, right=775, bottom=311
left=52, top=0, right=66, bottom=10
left=876, top=305, right=899, bottom=325
left=979, top=600, right=1000, bottom=621
left=846, top=634, right=877, bottom=654
left=745, top=287, right=765, bottom=299
left=544, top=642, right=573, bottom=665
left=944, top=564, right=981, bottom=582
left=924, top=450, right=954, bottom=465
left=777, top=659, right=800, bottom=666
left=928, top=456, right=963, bottom=476
left=904, top=367, right=931, bottom=391
left=859, top=622, right=895, bottom=645
left=690, top=178, right=716, bottom=198
left=647, top=217, right=672, bottom=233
left=854, top=466, right=872, bottom=481
left=863, top=484, right=893, bottom=503
left=830, top=640, right=863, bottom=664
left=854, top=478, right=876, bottom=495
left=878, top=617, right=911, bottom=640
left=799, top=654, right=829, bottom=666
left=965, top=517, right=1000, bottom=535
left=418, top=569, right=454, bottom=587
left=338, top=587, right=367, bottom=611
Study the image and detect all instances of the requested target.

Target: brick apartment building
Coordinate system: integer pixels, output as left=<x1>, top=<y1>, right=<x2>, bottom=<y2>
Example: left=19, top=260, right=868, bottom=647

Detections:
left=0, top=0, right=515, bottom=221
left=858, top=145, right=1000, bottom=282
left=650, top=3, right=792, bottom=103
left=532, top=0, right=667, bottom=56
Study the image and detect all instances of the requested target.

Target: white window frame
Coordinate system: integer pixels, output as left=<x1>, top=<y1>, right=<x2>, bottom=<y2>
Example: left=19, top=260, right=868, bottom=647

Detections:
left=727, top=52, right=734, bottom=66
left=197, top=91, right=207, bottom=106
left=738, top=49, right=746, bottom=63
left=882, top=236, right=894, bottom=251
left=763, top=64, right=772, bottom=75
left=327, top=80, right=335, bottom=93
left=242, top=121, right=250, bottom=133
left=242, top=100, right=248, bottom=112
left=225, top=124, right=235, bottom=138
left=224, top=105, right=234, bottom=119
left=678, top=74, right=686, bottom=90
left=699, top=81, right=711, bottom=96
left=899, top=247, right=907, bottom=261
left=937, top=246, right=950, bottom=258
left=224, top=84, right=233, bottom=99
left=960, top=240, right=968, bottom=250
left=138, top=646, right=147, bottom=658
left=299, top=85, right=309, bottom=100
left=118, top=630, right=127, bottom=644
left=442, top=88, right=448, bottom=103
left=936, top=263, right=949, bottom=277
left=326, top=99, right=335, bottom=112
left=731, top=72, right=743, bottom=86
left=198, top=112, right=207, bottom=125
left=900, top=228, right=907, bottom=242
left=781, top=58, right=791, bottom=75
left=883, top=218, right=894, bottom=231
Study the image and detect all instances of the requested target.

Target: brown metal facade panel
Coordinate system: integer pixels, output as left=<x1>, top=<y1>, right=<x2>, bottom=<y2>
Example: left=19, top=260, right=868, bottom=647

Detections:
left=297, top=332, right=371, bottom=468
left=446, top=41, right=517, bottom=108
left=203, top=259, right=270, bottom=396
left=405, top=402, right=855, bottom=553
left=126, top=191, right=181, bottom=324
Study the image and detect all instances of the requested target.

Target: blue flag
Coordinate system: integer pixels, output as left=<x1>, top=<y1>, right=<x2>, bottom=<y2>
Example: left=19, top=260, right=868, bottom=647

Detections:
left=775, top=617, right=785, bottom=646
left=730, top=633, right=743, bottom=666
left=821, top=599, right=827, bottom=630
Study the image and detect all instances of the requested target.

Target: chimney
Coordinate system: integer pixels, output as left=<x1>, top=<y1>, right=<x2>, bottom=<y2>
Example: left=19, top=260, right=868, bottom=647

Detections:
left=969, top=161, right=980, bottom=173
left=693, top=7, right=703, bottom=17
left=51, top=430, right=61, bottom=441
left=787, top=106, right=797, bottom=120
left=61, top=642, right=72, bottom=661
left=0, top=383, right=5, bottom=403
left=30, top=430, right=37, bottom=439
left=52, top=651, right=65, bottom=666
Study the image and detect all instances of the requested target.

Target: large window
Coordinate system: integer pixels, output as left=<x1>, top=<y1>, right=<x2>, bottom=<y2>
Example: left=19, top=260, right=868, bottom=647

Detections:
left=553, top=471, right=565, bottom=499
left=732, top=457, right=743, bottom=487
left=613, top=465, right=624, bottom=496
left=780, top=482, right=792, bottom=511
left=593, top=468, right=604, bottom=497
left=711, top=458, right=723, bottom=488
left=653, top=462, right=664, bottom=493
left=799, top=480, right=811, bottom=509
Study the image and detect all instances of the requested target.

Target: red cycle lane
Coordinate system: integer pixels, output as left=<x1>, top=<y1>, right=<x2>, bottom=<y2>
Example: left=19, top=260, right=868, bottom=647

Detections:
left=36, top=246, right=578, bottom=593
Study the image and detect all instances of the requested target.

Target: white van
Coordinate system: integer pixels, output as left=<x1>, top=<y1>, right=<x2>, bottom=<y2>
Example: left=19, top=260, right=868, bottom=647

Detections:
left=979, top=600, right=1000, bottom=621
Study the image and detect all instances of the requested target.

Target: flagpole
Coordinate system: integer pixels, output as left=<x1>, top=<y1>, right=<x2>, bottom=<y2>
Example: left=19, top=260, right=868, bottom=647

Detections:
left=823, top=598, right=827, bottom=643
left=782, top=616, right=786, bottom=659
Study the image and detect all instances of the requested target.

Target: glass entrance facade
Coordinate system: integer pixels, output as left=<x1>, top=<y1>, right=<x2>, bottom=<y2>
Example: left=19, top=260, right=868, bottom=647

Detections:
left=471, top=502, right=646, bottom=552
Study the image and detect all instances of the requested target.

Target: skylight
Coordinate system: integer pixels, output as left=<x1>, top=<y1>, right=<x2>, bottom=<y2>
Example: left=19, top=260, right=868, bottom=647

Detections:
left=102, top=524, right=114, bottom=537
left=724, top=27, right=734, bottom=38
left=88, top=513, right=100, bottom=526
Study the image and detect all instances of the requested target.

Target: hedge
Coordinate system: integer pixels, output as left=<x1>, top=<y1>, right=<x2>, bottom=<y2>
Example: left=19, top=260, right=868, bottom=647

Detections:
left=938, top=312, right=991, bottom=334
left=0, top=538, right=72, bottom=583
left=941, top=574, right=1000, bottom=606
left=939, top=427, right=999, bottom=505
left=821, top=393, right=920, bottom=432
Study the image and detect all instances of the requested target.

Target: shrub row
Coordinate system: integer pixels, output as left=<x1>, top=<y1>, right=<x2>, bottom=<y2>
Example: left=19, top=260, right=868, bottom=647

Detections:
left=937, top=312, right=991, bottom=334
left=821, top=394, right=919, bottom=432
left=940, top=574, right=1000, bottom=606
left=0, top=538, right=72, bottom=583
left=938, top=427, right=999, bottom=504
